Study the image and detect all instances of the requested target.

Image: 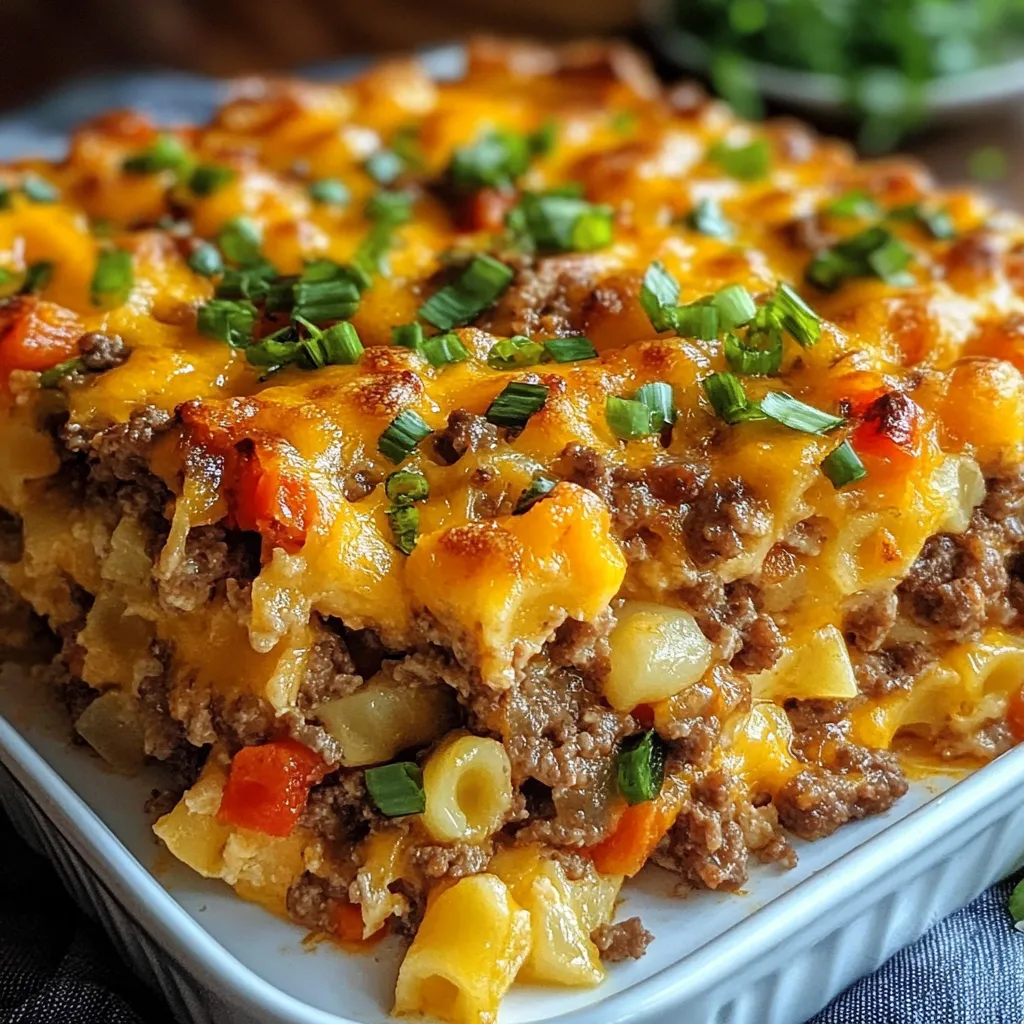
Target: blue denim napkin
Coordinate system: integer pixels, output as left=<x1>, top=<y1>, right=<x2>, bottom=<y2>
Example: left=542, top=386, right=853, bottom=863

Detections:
left=1, top=58, right=1022, bottom=1024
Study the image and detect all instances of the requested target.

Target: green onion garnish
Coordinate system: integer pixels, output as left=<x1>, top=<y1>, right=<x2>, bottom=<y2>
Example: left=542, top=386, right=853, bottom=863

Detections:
left=296, top=318, right=364, bottom=367
left=385, top=470, right=429, bottom=504
left=419, top=254, right=514, bottom=331
left=197, top=299, right=257, bottom=348
left=122, top=134, right=193, bottom=176
left=821, top=440, right=868, bottom=489
left=485, top=381, right=549, bottom=428
left=21, top=261, right=54, bottom=294
left=422, top=332, right=470, bottom=368
left=724, top=331, right=782, bottom=375
left=529, top=120, right=558, bottom=157
left=684, top=198, right=733, bottom=239
left=364, top=761, right=425, bottom=816
left=365, top=189, right=414, bottom=226
left=21, top=175, right=59, bottom=204
left=216, top=261, right=280, bottom=303
left=188, top=164, right=235, bottom=197
left=507, top=192, right=615, bottom=253
left=90, top=249, right=133, bottom=308
left=378, top=410, right=433, bottom=464
left=703, top=372, right=766, bottom=424
left=364, top=149, right=404, bottom=186
left=307, top=178, right=350, bottom=207
left=672, top=301, right=720, bottom=341
left=514, top=472, right=557, bottom=515
left=291, top=261, right=363, bottom=323
left=487, top=336, right=544, bottom=369
left=806, top=226, right=914, bottom=291
left=708, top=138, right=771, bottom=181
left=760, top=391, right=844, bottom=434
left=711, top=284, right=757, bottom=330
left=770, top=283, right=822, bottom=347
left=888, top=203, right=956, bottom=241
left=352, top=192, right=414, bottom=279
left=826, top=191, right=881, bottom=219
left=387, top=503, right=420, bottom=555
left=38, top=357, right=85, bottom=389
left=393, top=322, right=425, bottom=354
left=640, top=260, right=681, bottom=333
left=218, top=216, right=263, bottom=266
left=449, top=130, right=531, bottom=192
left=244, top=327, right=301, bottom=369
left=635, top=381, right=677, bottom=428
left=544, top=336, right=597, bottom=363
left=606, top=396, right=659, bottom=439
left=617, top=730, right=666, bottom=805
left=188, top=242, right=224, bottom=278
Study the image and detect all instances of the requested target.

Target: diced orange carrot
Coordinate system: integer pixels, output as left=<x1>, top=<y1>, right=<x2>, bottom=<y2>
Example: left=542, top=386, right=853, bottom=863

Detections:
left=590, top=779, right=687, bottom=877
left=0, top=297, right=83, bottom=384
left=330, top=901, right=368, bottom=943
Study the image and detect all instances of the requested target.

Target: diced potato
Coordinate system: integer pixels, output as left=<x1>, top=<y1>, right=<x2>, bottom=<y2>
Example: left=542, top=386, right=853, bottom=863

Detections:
left=603, top=601, right=713, bottom=710
left=721, top=703, right=802, bottom=795
left=74, top=689, right=146, bottom=772
left=393, top=874, right=531, bottom=1024
left=317, top=677, right=458, bottom=767
left=750, top=624, right=858, bottom=701
left=931, top=455, right=985, bottom=535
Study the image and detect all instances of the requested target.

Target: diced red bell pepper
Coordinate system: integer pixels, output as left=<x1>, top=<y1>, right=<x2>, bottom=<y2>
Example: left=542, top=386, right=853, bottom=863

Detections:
left=0, top=297, right=83, bottom=385
left=1007, top=684, right=1024, bottom=743
left=851, top=390, right=922, bottom=469
left=217, top=739, right=328, bottom=837
left=231, top=446, right=317, bottom=553
left=456, top=187, right=517, bottom=233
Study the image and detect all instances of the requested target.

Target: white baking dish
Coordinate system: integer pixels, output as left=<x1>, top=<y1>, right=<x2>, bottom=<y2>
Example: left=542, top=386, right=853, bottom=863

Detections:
left=1, top=662, right=1022, bottom=1024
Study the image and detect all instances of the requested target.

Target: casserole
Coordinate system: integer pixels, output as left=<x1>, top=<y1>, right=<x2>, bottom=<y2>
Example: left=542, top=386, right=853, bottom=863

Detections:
left=1, top=36, right=1024, bottom=1024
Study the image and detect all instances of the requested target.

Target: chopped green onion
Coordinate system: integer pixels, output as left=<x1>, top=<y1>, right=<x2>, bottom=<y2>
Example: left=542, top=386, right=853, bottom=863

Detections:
left=419, top=254, right=514, bottom=330
left=821, top=440, right=868, bottom=489
left=216, top=261, right=279, bottom=302
left=297, top=319, right=364, bottom=367
left=197, top=299, right=257, bottom=348
left=826, top=191, right=881, bottom=219
left=387, top=503, right=421, bottom=555
left=122, top=134, right=193, bottom=176
left=528, top=120, right=557, bottom=157
left=385, top=470, right=429, bottom=504
left=724, top=330, right=782, bottom=375
left=378, top=410, right=433, bottom=464
left=38, top=357, right=84, bottom=389
left=770, top=283, right=822, bottom=347
left=703, top=372, right=766, bottom=424
left=485, top=381, right=549, bottom=428
left=1010, top=879, right=1024, bottom=932
left=888, top=203, right=956, bottom=241
left=21, top=261, right=54, bottom=294
left=188, top=242, right=224, bottom=278
left=449, top=130, right=531, bottom=191
left=806, top=226, right=914, bottom=291
left=684, top=197, right=733, bottom=239
left=364, top=149, right=404, bottom=185
left=218, top=216, right=263, bottom=266
left=711, top=284, right=757, bottom=330
left=487, top=336, right=544, bottom=369
left=366, top=189, right=414, bottom=226
left=507, top=192, right=615, bottom=253
left=90, top=249, right=133, bottom=308
left=640, top=260, right=681, bottom=333
left=364, top=762, right=425, bottom=816
left=635, top=381, right=677, bottom=428
left=393, top=322, right=425, bottom=355
left=21, top=175, right=59, bottom=204
left=514, top=472, right=557, bottom=514
left=708, top=138, right=771, bottom=181
left=606, top=396, right=659, bottom=439
left=672, top=301, right=720, bottom=341
left=188, top=164, right=235, bottom=197
left=422, top=332, right=470, bottom=368
left=292, top=260, right=363, bottom=323
left=760, top=391, right=844, bottom=434
left=617, top=730, right=666, bottom=805
left=307, top=178, right=350, bottom=207
left=544, top=336, right=597, bottom=363
left=244, top=328, right=300, bottom=369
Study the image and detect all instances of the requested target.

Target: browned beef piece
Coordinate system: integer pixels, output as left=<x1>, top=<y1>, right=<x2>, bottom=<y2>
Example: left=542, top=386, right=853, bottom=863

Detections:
left=157, top=526, right=260, bottom=613
left=852, top=642, right=935, bottom=699
left=286, top=872, right=350, bottom=932
left=592, top=918, right=653, bottom=962
left=0, top=508, right=23, bottom=562
left=297, top=631, right=362, bottom=713
left=843, top=589, right=898, bottom=651
left=683, top=478, right=768, bottom=568
left=63, top=405, right=173, bottom=485
left=300, top=771, right=376, bottom=844
left=78, top=331, right=129, bottom=372
left=433, top=409, right=500, bottom=466
left=411, top=842, right=493, bottom=880
left=544, top=611, right=612, bottom=682
left=136, top=648, right=187, bottom=761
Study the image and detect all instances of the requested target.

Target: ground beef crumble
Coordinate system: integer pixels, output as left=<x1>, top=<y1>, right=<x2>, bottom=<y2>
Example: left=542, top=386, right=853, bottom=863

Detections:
left=591, top=918, right=654, bottom=962
left=433, top=409, right=499, bottom=465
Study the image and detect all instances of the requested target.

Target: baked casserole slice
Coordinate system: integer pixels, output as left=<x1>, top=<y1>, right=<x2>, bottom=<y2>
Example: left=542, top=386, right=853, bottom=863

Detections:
left=1, top=37, right=1024, bottom=1024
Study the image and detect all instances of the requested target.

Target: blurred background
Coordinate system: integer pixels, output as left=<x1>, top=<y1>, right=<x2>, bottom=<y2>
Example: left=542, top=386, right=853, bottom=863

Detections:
left=0, top=0, right=1022, bottom=201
